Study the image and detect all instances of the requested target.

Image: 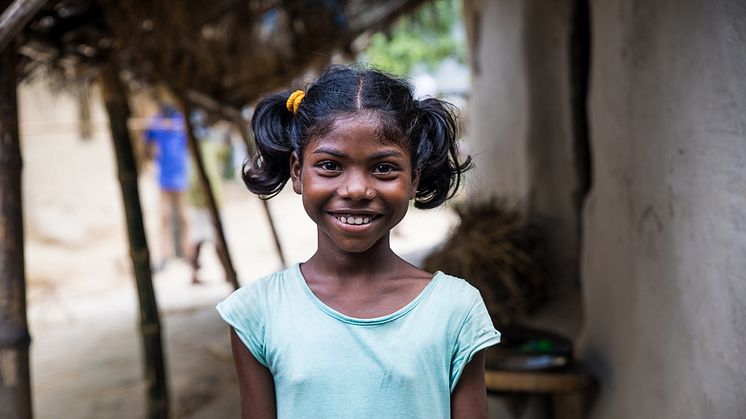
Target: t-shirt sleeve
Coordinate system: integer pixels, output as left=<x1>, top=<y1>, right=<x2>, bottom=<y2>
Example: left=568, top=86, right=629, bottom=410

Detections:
left=216, top=285, right=268, bottom=367
left=450, top=293, right=501, bottom=392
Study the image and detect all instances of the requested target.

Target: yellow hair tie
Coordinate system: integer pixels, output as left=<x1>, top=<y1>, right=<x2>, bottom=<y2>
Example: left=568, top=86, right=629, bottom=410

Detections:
left=286, top=90, right=305, bottom=113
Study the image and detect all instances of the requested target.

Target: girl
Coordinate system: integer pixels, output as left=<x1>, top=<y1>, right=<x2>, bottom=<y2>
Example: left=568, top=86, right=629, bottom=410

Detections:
left=217, top=65, right=500, bottom=418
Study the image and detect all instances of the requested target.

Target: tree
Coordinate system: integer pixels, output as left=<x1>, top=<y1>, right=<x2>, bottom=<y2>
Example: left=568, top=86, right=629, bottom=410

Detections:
left=359, top=0, right=464, bottom=76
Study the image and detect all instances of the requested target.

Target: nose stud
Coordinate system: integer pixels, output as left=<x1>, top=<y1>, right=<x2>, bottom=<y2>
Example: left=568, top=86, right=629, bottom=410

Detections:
left=366, top=188, right=376, bottom=199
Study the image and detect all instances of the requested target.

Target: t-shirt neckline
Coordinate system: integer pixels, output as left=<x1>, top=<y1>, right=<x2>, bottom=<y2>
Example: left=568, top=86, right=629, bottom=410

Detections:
left=291, top=263, right=442, bottom=326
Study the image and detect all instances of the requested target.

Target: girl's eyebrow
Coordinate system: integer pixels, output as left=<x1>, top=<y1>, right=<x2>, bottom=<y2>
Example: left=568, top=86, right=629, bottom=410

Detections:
left=311, top=147, right=405, bottom=159
left=370, top=150, right=405, bottom=159
left=312, top=147, right=348, bottom=158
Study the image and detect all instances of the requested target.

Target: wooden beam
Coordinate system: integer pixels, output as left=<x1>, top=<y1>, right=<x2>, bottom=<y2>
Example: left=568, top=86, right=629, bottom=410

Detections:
left=184, top=89, right=243, bottom=121
left=99, top=61, right=169, bottom=419
left=0, top=0, right=47, bottom=53
left=0, top=29, right=31, bottom=419
left=181, top=100, right=241, bottom=290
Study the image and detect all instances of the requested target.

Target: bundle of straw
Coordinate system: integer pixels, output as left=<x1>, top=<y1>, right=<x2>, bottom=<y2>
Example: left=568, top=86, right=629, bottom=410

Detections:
left=424, top=199, right=545, bottom=326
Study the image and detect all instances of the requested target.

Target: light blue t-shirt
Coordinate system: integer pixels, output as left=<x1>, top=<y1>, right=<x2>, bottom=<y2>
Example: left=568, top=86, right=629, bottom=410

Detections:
left=216, top=264, right=500, bottom=418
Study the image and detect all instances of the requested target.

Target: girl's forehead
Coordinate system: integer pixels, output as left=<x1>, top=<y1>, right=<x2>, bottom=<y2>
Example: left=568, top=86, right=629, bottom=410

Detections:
left=306, top=113, right=407, bottom=151
left=326, top=112, right=385, bottom=132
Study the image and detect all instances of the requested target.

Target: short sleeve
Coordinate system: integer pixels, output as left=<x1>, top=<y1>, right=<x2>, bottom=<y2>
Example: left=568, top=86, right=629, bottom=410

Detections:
left=216, top=285, right=268, bottom=367
left=449, top=294, right=501, bottom=392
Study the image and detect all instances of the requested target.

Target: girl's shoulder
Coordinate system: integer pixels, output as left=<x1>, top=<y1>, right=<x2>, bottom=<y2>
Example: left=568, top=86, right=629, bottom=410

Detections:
left=433, top=271, right=482, bottom=295
left=429, top=271, right=485, bottom=311
left=217, top=266, right=297, bottom=312
left=240, top=267, right=290, bottom=291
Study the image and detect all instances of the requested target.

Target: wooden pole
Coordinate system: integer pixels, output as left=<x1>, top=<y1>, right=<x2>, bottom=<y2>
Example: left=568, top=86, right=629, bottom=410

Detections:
left=181, top=101, right=240, bottom=290
left=0, top=36, right=32, bottom=419
left=235, top=123, right=287, bottom=267
left=99, top=61, right=169, bottom=419
left=77, top=83, right=92, bottom=140
left=178, top=88, right=287, bottom=267
left=0, top=0, right=46, bottom=53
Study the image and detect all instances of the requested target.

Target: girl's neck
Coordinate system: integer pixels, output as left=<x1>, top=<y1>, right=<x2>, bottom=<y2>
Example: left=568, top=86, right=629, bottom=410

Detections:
left=305, top=234, right=401, bottom=281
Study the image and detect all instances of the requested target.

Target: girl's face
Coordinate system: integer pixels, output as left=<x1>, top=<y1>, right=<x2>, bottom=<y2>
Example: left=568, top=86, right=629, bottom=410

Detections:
left=290, top=114, right=419, bottom=254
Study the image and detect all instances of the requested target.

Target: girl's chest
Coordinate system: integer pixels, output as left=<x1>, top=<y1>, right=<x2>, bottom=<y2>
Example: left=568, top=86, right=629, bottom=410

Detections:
left=265, top=309, right=456, bottom=386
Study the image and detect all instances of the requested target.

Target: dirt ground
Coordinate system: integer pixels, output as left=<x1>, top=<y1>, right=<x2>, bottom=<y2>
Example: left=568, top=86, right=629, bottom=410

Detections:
left=19, top=86, right=459, bottom=418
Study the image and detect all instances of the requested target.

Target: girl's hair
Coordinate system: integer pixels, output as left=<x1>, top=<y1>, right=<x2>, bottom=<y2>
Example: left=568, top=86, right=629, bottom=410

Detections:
left=242, top=64, right=471, bottom=209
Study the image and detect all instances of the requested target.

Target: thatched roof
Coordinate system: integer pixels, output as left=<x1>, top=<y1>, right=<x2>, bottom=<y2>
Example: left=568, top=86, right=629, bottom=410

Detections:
left=15, top=0, right=427, bottom=112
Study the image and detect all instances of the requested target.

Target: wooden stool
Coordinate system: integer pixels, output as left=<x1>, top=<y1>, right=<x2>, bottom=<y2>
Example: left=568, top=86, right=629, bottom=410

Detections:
left=484, top=368, right=595, bottom=419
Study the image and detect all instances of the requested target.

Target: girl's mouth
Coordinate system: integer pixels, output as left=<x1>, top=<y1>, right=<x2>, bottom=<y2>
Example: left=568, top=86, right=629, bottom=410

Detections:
left=331, top=213, right=377, bottom=226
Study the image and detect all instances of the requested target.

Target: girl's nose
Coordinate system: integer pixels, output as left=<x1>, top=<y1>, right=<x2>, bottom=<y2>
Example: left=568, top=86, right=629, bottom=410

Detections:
left=340, top=173, right=374, bottom=200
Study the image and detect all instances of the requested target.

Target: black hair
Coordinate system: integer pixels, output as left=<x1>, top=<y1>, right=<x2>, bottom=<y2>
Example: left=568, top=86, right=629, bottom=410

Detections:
left=242, top=64, right=471, bottom=209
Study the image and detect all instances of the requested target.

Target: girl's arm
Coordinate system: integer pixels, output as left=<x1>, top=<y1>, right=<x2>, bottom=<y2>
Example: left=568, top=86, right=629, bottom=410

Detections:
left=451, top=349, right=489, bottom=419
left=230, top=328, right=277, bottom=419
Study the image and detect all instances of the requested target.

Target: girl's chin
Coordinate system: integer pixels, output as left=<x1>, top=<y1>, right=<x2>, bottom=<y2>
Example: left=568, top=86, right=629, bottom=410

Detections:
left=331, top=239, right=383, bottom=254
left=317, top=234, right=389, bottom=255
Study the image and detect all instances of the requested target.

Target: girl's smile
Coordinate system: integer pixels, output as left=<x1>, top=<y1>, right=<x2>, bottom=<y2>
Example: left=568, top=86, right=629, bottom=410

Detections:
left=330, top=213, right=378, bottom=226
left=290, top=113, right=418, bottom=254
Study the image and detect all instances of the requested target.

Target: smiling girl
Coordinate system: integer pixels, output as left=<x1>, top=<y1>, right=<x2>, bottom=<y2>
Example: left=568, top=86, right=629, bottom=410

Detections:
left=217, top=65, right=501, bottom=418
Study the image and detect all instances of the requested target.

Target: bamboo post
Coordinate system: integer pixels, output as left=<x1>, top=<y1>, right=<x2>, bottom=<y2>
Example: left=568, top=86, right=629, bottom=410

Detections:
left=181, top=101, right=240, bottom=290
left=0, top=0, right=47, bottom=53
left=99, top=61, right=169, bottom=419
left=235, top=122, right=287, bottom=267
left=77, top=83, right=92, bottom=140
left=0, top=36, right=32, bottom=419
left=180, top=88, right=287, bottom=267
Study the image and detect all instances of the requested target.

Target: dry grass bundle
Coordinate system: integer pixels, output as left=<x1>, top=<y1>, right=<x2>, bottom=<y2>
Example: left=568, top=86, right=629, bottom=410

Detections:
left=424, top=199, right=545, bottom=326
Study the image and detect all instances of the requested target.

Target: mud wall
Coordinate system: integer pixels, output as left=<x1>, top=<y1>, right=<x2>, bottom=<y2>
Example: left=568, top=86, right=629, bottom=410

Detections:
left=579, top=1, right=746, bottom=418
left=463, top=0, right=581, bottom=294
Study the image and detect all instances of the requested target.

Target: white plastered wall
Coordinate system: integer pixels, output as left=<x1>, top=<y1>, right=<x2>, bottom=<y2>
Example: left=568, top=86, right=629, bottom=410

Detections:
left=579, top=1, right=746, bottom=417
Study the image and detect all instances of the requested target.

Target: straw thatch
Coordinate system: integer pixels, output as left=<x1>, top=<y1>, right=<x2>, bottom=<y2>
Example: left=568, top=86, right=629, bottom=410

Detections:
left=15, top=0, right=428, bottom=111
left=424, top=199, right=546, bottom=326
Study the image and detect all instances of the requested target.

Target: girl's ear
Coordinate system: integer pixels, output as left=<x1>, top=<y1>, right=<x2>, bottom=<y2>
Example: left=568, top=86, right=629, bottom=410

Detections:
left=290, top=151, right=303, bottom=194
left=410, top=169, right=421, bottom=199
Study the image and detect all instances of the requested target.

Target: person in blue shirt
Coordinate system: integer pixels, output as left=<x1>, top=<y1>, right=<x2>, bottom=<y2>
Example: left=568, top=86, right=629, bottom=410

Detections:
left=217, top=65, right=500, bottom=418
left=144, top=104, right=190, bottom=268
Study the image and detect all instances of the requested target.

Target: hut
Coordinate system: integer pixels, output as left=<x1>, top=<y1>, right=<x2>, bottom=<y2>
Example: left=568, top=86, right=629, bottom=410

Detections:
left=10, top=1, right=743, bottom=418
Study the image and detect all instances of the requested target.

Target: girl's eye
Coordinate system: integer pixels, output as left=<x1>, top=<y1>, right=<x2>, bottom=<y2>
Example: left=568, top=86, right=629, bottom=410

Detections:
left=317, top=161, right=340, bottom=171
left=373, top=164, right=396, bottom=175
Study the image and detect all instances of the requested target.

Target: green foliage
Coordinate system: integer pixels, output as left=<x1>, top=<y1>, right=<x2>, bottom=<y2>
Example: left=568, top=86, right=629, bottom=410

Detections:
left=359, top=0, right=464, bottom=76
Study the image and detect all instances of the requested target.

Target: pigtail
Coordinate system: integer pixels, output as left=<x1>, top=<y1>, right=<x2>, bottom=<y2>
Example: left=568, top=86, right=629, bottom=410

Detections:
left=242, top=92, right=295, bottom=198
left=411, top=98, right=472, bottom=209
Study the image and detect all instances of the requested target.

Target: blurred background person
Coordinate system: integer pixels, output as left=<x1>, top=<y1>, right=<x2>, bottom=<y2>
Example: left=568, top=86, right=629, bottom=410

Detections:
left=144, top=103, right=191, bottom=269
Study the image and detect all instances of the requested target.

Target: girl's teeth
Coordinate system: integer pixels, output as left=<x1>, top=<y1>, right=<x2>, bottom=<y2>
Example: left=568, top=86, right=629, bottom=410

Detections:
left=336, top=214, right=373, bottom=225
